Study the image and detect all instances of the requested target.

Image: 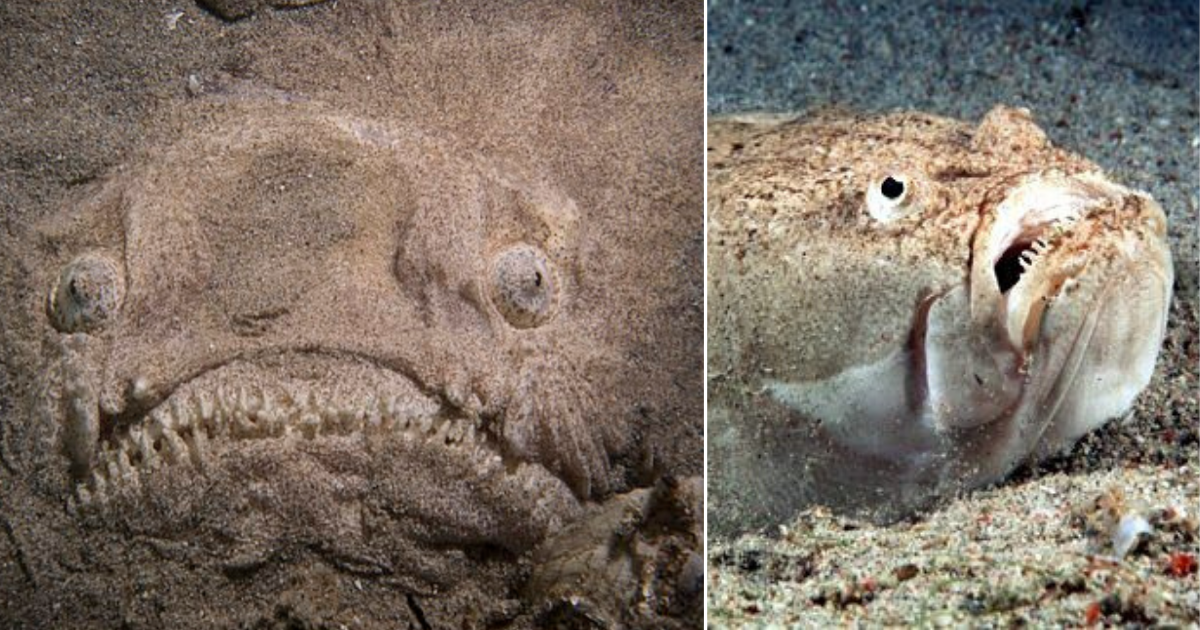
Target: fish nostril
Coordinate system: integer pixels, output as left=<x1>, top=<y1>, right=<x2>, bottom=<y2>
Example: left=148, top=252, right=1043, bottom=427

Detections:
left=994, top=240, right=1036, bottom=293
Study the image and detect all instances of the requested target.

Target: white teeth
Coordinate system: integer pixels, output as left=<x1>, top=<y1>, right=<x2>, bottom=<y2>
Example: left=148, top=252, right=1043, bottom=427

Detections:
left=300, top=410, right=320, bottom=426
left=433, top=419, right=452, bottom=442
left=150, top=407, right=173, bottom=431
left=129, top=427, right=152, bottom=464
left=105, top=452, right=120, bottom=480
left=286, top=385, right=309, bottom=408
left=90, top=471, right=107, bottom=495
left=116, top=449, right=135, bottom=480
left=162, top=429, right=188, bottom=465
left=198, top=392, right=215, bottom=420
left=215, top=386, right=229, bottom=413
left=446, top=421, right=465, bottom=444
left=77, top=379, right=501, bottom=505
left=230, top=409, right=248, bottom=434
left=193, top=427, right=211, bottom=465
left=238, top=387, right=255, bottom=412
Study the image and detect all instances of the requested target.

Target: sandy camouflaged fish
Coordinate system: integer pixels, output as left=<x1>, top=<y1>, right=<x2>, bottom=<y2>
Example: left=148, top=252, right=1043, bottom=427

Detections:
left=708, top=106, right=1172, bottom=530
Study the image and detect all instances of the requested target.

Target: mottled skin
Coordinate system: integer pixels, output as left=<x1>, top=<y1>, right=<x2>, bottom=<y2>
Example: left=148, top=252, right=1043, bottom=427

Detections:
left=0, top=90, right=700, bottom=628
left=708, top=107, right=1172, bottom=533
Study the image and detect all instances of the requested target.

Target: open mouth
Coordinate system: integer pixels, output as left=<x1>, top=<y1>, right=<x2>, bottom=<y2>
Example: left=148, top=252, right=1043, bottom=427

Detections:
left=989, top=182, right=1088, bottom=295
left=982, top=173, right=1130, bottom=350
left=77, top=354, right=506, bottom=503
left=991, top=209, right=1085, bottom=296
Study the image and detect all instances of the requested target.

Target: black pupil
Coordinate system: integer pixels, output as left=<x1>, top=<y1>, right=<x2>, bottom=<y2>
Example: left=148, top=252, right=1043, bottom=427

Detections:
left=881, top=177, right=904, bottom=200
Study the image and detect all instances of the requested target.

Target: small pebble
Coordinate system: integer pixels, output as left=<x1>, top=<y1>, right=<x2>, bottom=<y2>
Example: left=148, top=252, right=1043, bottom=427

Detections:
left=1112, top=514, right=1152, bottom=558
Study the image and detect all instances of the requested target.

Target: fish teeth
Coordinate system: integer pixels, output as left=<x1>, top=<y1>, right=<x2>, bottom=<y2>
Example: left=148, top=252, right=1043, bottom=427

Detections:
left=366, top=407, right=383, bottom=431
left=116, top=447, right=136, bottom=480
left=242, top=387, right=262, bottom=413
left=300, top=411, right=321, bottom=438
left=104, top=448, right=121, bottom=480
left=445, top=420, right=466, bottom=445
left=189, top=426, right=210, bottom=466
left=215, top=385, right=231, bottom=414
left=289, top=385, right=311, bottom=408
left=433, top=419, right=453, bottom=443
left=76, top=378, right=515, bottom=502
left=198, top=391, right=215, bottom=421
left=130, top=427, right=156, bottom=466
left=150, top=407, right=173, bottom=432
left=161, top=428, right=188, bottom=465
left=259, top=393, right=277, bottom=420
left=169, top=397, right=190, bottom=426
left=90, top=471, right=107, bottom=496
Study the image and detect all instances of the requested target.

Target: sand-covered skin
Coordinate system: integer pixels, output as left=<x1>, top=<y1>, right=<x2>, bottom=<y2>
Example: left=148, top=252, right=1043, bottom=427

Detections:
left=707, top=0, right=1197, bottom=625
left=0, top=2, right=702, bottom=628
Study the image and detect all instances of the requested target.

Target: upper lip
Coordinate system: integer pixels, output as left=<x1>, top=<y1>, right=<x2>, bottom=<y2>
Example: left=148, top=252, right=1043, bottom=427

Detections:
left=974, top=173, right=1132, bottom=351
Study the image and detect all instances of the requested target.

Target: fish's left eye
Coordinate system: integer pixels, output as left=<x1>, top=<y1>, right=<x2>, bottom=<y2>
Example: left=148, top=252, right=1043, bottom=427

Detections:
left=48, top=253, right=124, bottom=333
left=867, top=174, right=916, bottom=223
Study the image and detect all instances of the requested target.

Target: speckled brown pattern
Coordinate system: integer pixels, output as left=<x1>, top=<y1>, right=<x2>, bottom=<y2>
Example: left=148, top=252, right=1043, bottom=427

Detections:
left=0, top=2, right=702, bottom=628
left=708, top=106, right=1172, bottom=532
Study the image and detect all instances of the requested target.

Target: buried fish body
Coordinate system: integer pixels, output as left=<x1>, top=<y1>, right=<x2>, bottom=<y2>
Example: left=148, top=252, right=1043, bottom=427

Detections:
left=707, top=106, right=1173, bottom=532
left=0, top=97, right=700, bottom=627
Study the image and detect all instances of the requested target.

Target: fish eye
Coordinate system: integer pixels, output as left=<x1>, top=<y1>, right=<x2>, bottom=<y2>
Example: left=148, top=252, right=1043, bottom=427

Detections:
left=881, top=176, right=905, bottom=200
left=48, top=253, right=124, bottom=333
left=489, top=244, right=557, bottom=328
left=866, top=173, right=915, bottom=223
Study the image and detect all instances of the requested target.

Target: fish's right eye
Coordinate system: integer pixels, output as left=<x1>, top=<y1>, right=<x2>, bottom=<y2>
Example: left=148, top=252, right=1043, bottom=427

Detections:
left=866, top=173, right=917, bottom=223
left=881, top=176, right=905, bottom=200
left=488, top=244, right=558, bottom=329
left=48, top=254, right=124, bottom=333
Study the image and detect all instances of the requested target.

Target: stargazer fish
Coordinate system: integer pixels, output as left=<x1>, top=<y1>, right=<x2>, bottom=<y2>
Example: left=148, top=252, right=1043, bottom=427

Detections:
left=707, top=106, right=1173, bottom=531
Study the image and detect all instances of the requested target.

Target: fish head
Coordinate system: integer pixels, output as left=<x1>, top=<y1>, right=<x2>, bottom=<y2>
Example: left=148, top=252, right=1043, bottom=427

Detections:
left=12, top=97, right=645, bottom=590
left=707, top=106, right=1172, bottom=527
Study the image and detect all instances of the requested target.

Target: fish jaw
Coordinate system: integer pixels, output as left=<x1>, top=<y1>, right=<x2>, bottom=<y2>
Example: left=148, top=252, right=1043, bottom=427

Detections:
left=951, top=171, right=1173, bottom=480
